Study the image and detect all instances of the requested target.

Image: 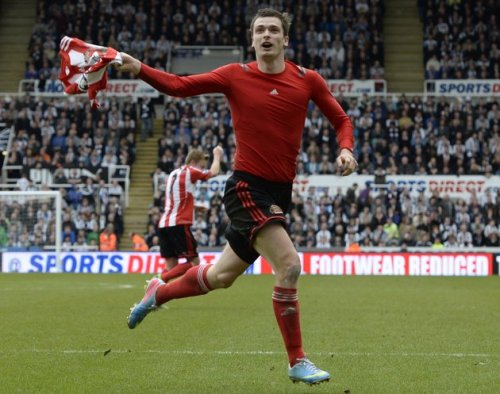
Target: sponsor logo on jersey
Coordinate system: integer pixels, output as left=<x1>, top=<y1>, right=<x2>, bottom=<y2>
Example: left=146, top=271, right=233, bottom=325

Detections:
left=269, top=204, right=283, bottom=214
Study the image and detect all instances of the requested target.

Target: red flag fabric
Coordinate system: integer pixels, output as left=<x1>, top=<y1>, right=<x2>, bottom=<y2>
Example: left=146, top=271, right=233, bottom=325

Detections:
left=58, top=36, right=122, bottom=109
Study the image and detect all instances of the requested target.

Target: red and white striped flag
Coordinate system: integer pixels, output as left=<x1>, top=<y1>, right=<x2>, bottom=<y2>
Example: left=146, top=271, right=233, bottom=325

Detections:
left=58, top=36, right=122, bottom=109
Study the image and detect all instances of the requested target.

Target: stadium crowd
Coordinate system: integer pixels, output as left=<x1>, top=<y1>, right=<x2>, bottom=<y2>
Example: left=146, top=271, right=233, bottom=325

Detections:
left=149, top=93, right=499, bottom=250
left=27, top=0, right=385, bottom=87
left=419, top=0, right=499, bottom=79
left=0, top=94, right=136, bottom=251
left=1, top=91, right=497, bottom=252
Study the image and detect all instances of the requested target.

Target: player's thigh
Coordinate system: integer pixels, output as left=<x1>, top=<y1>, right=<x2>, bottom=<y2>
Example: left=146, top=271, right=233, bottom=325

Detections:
left=253, top=222, right=300, bottom=272
left=207, top=244, right=249, bottom=287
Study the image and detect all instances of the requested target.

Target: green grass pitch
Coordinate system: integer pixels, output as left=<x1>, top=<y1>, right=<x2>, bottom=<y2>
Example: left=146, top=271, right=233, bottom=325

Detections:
left=0, top=274, right=498, bottom=393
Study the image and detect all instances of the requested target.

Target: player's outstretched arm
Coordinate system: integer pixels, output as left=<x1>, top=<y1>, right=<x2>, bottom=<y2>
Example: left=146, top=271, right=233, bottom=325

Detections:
left=117, top=52, right=229, bottom=98
left=209, top=146, right=224, bottom=177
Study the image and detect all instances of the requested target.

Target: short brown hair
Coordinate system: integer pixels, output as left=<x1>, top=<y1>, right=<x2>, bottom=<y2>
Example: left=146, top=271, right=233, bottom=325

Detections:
left=185, top=149, right=208, bottom=165
left=249, top=8, right=291, bottom=37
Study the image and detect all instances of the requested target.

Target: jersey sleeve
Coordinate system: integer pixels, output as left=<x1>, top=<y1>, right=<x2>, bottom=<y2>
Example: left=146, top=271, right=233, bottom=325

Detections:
left=190, top=167, right=212, bottom=182
left=310, top=71, right=354, bottom=152
left=138, top=63, right=235, bottom=97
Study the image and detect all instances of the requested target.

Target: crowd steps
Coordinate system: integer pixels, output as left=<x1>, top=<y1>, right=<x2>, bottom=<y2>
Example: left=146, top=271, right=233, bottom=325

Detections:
left=383, top=0, right=424, bottom=93
left=0, top=0, right=36, bottom=92
left=120, top=117, right=163, bottom=250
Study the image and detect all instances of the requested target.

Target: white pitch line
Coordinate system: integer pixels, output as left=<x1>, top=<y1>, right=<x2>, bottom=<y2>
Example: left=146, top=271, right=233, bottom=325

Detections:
left=0, top=349, right=496, bottom=358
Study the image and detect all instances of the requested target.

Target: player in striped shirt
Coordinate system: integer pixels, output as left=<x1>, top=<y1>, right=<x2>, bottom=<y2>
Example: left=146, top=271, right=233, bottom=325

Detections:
left=157, top=146, right=223, bottom=283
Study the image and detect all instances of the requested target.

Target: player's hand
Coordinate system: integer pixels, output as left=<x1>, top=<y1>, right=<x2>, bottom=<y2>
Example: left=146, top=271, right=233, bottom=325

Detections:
left=336, top=148, right=358, bottom=176
left=116, top=52, right=141, bottom=75
left=213, top=145, right=223, bottom=158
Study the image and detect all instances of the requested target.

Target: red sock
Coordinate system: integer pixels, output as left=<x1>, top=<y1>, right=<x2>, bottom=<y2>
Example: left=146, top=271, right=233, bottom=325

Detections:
left=272, top=286, right=305, bottom=366
left=161, top=262, right=193, bottom=282
left=155, top=264, right=212, bottom=305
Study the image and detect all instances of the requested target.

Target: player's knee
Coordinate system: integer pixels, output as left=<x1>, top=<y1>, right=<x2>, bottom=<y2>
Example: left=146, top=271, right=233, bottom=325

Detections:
left=211, top=271, right=237, bottom=289
left=284, top=260, right=302, bottom=283
left=277, top=252, right=301, bottom=285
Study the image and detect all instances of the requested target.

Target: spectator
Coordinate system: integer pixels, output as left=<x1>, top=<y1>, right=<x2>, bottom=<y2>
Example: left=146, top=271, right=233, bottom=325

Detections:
left=130, top=232, right=149, bottom=252
left=315, top=222, right=332, bottom=248
left=425, top=54, right=442, bottom=79
left=99, top=223, right=117, bottom=251
left=86, top=222, right=100, bottom=246
left=139, top=97, right=155, bottom=141
left=431, top=236, right=445, bottom=250
left=61, top=224, right=76, bottom=245
left=444, top=233, right=459, bottom=248
left=383, top=217, right=399, bottom=246
left=149, top=235, right=161, bottom=252
left=456, top=223, right=473, bottom=247
left=0, top=221, right=7, bottom=248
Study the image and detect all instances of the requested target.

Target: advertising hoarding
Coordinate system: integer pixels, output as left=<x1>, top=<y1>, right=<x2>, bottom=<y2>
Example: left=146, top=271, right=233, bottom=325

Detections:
left=2, top=252, right=493, bottom=277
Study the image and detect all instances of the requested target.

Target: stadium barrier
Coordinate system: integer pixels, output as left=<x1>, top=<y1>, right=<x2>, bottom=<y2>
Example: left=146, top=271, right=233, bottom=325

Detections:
left=424, top=79, right=500, bottom=96
left=17, top=78, right=160, bottom=98
left=2, top=251, right=498, bottom=276
left=186, top=174, right=500, bottom=202
left=18, top=78, right=388, bottom=98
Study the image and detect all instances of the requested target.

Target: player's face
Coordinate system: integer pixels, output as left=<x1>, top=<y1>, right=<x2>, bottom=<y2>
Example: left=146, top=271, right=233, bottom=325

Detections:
left=201, top=155, right=209, bottom=168
left=251, top=17, right=289, bottom=59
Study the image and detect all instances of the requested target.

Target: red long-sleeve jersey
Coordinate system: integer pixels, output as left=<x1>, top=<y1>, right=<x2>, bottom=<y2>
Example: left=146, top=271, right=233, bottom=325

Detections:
left=139, top=60, right=354, bottom=182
